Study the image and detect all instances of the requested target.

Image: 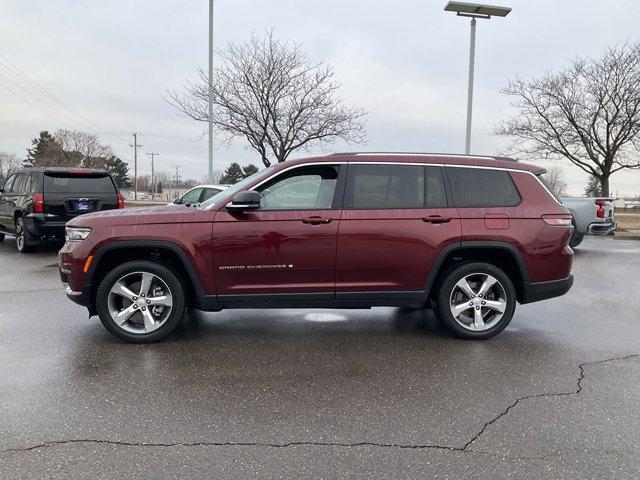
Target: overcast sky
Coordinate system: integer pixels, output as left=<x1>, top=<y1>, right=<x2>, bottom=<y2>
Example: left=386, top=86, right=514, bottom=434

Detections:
left=2, top=0, right=640, bottom=196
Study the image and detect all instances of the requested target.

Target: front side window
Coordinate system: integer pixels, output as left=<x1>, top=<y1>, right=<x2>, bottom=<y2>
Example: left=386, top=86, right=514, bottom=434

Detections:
left=258, top=165, right=339, bottom=210
left=181, top=188, right=203, bottom=205
left=347, top=164, right=424, bottom=209
left=200, top=188, right=222, bottom=202
left=447, top=167, right=521, bottom=208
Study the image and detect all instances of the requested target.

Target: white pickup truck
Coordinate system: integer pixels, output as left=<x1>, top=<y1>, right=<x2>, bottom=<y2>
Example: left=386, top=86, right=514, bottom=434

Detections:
left=561, top=197, right=616, bottom=247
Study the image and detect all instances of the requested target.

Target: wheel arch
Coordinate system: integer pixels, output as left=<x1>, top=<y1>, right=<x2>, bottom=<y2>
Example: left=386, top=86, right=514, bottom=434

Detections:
left=85, top=240, right=208, bottom=311
left=425, top=241, right=530, bottom=303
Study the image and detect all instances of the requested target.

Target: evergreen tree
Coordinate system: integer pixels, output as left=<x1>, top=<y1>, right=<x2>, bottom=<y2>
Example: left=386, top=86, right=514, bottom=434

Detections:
left=585, top=175, right=603, bottom=197
left=24, top=131, right=64, bottom=167
left=104, top=156, right=132, bottom=189
left=219, top=163, right=245, bottom=184
left=242, top=164, right=259, bottom=178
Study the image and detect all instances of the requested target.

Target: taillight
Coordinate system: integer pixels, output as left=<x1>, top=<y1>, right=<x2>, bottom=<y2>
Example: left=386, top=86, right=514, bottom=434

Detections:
left=595, top=198, right=605, bottom=218
left=542, top=214, right=572, bottom=226
left=117, top=191, right=125, bottom=209
left=33, top=192, right=44, bottom=213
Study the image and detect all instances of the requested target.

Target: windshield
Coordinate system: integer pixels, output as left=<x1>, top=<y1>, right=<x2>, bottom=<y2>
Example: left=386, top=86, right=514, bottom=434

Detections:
left=199, top=165, right=276, bottom=208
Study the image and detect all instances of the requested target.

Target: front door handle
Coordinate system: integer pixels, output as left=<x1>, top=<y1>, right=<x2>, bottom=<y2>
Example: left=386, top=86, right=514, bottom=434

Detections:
left=301, top=216, right=332, bottom=225
left=422, top=215, right=452, bottom=224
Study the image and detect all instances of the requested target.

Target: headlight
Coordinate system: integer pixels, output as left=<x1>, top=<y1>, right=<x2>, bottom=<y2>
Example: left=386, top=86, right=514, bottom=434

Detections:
left=65, top=227, right=92, bottom=242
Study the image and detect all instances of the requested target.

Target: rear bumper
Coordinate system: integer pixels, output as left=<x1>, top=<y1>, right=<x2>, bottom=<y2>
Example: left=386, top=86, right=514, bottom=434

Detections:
left=25, top=214, right=66, bottom=239
left=521, top=274, right=574, bottom=304
left=587, top=221, right=616, bottom=235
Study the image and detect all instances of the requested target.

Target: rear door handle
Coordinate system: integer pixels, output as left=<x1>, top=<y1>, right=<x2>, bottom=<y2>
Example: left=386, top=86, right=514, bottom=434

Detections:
left=422, top=215, right=452, bottom=224
left=301, top=216, right=332, bottom=225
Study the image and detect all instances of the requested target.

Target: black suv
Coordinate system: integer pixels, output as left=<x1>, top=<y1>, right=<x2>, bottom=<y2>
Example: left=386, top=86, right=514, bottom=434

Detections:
left=0, top=167, right=123, bottom=252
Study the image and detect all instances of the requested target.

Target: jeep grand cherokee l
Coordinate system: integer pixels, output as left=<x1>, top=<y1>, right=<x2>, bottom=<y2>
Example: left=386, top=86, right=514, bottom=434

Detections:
left=0, top=167, right=123, bottom=252
left=58, top=153, right=574, bottom=342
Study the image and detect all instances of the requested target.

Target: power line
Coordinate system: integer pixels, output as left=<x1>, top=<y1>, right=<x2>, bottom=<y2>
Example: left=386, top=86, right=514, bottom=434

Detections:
left=0, top=54, right=130, bottom=146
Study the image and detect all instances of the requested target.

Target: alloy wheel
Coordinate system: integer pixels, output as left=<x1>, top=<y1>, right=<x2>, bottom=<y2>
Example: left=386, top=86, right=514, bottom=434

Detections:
left=449, top=273, right=508, bottom=332
left=107, top=271, right=174, bottom=334
left=15, top=219, right=25, bottom=251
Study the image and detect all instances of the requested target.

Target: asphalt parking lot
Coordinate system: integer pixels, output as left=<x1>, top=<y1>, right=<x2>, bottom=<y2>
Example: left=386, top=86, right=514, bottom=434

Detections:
left=1, top=236, right=639, bottom=479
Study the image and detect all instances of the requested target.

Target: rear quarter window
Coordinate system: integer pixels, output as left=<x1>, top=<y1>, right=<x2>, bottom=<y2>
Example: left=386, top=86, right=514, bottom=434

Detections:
left=44, top=174, right=116, bottom=194
left=447, top=167, right=521, bottom=208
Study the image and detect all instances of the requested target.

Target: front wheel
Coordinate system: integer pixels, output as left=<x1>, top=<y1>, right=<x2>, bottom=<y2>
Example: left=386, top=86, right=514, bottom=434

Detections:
left=435, top=262, right=517, bottom=340
left=96, top=260, right=186, bottom=343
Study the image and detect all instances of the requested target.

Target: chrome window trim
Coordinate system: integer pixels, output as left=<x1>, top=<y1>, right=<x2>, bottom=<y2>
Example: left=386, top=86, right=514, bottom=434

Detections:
left=211, top=160, right=562, bottom=209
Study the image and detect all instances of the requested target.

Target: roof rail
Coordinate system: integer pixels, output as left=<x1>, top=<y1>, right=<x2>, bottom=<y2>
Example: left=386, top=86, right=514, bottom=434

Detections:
left=329, top=152, right=518, bottom=162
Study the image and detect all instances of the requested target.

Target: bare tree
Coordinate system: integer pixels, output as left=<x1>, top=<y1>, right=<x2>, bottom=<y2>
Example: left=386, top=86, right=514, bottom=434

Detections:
left=542, top=165, right=568, bottom=197
left=54, top=129, right=113, bottom=168
left=0, top=152, right=21, bottom=180
left=168, top=31, right=367, bottom=167
left=496, top=43, right=640, bottom=196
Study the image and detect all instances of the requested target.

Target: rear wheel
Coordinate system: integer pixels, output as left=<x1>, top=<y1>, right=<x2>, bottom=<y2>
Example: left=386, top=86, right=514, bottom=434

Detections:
left=569, top=223, right=583, bottom=248
left=435, top=262, right=516, bottom=340
left=15, top=217, right=36, bottom=253
left=96, top=260, right=186, bottom=343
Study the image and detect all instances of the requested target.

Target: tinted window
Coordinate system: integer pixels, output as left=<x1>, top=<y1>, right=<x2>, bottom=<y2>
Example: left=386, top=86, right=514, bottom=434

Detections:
left=348, top=164, right=424, bottom=209
left=44, top=174, right=116, bottom=194
left=13, top=174, right=26, bottom=193
left=426, top=166, right=448, bottom=208
left=259, top=165, right=339, bottom=210
left=2, top=174, right=16, bottom=192
left=447, top=167, right=521, bottom=207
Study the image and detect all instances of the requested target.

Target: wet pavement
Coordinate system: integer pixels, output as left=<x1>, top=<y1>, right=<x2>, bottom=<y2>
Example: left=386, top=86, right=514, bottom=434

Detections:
left=1, top=236, right=639, bottom=479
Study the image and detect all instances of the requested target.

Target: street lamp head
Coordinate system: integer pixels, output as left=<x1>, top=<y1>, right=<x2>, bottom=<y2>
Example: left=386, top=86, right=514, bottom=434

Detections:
left=444, top=1, right=511, bottom=19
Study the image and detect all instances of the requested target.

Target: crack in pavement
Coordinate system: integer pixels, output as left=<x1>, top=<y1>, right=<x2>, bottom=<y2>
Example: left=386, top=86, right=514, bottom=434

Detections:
left=1, top=354, right=637, bottom=459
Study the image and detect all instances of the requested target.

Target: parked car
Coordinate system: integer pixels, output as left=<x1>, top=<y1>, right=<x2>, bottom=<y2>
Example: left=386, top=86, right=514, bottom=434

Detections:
left=59, top=153, right=574, bottom=343
left=0, top=167, right=123, bottom=252
left=560, top=197, right=616, bottom=247
left=169, top=184, right=229, bottom=206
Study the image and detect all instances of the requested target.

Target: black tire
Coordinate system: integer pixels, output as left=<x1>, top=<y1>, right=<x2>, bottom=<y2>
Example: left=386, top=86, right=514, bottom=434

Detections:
left=569, top=225, right=583, bottom=248
left=435, top=262, right=517, bottom=340
left=96, top=260, right=186, bottom=343
left=15, top=217, right=36, bottom=253
left=0, top=232, right=5, bottom=242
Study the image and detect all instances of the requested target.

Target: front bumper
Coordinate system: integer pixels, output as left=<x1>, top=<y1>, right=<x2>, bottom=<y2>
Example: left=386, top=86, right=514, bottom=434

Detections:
left=587, top=221, right=616, bottom=235
left=63, top=283, right=91, bottom=307
left=521, top=274, right=574, bottom=304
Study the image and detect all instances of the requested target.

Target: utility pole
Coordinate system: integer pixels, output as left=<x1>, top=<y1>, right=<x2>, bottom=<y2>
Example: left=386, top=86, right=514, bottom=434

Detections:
left=172, top=165, right=181, bottom=200
left=208, top=0, right=215, bottom=183
left=146, top=152, right=159, bottom=196
left=130, top=133, right=143, bottom=200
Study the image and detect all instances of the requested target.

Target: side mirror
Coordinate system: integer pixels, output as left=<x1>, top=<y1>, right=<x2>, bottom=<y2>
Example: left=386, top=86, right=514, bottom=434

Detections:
left=226, top=190, right=260, bottom=211
left=171, top=197, right=181, bottom=204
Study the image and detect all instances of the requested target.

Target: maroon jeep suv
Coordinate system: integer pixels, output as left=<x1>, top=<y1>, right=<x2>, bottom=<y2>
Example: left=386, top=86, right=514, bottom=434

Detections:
left=59, top=153, right=574, bottom=342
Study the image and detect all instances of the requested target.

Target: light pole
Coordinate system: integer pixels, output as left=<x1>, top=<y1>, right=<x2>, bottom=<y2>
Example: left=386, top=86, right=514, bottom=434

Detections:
left=208, top=0, right=214, bottom=183
left=444, top=2, right=511, bottom=154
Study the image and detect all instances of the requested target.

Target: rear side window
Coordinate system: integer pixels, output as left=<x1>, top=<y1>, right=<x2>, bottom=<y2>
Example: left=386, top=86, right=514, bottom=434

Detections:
left=44, top=174, right=116, bottom=194
left=447, top=167, right=521, bottom=207
left=347, top=164, right=424, bottom=209
left=426, top=166, right=448, bottom=208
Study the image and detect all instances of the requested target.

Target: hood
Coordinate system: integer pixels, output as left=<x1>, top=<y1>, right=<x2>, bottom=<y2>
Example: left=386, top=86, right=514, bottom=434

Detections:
left=68, top=205, right=213, bottom=227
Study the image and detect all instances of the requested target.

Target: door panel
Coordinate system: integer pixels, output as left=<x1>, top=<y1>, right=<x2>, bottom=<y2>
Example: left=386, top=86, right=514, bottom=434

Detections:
left=213, top=209, right=340, bottom=296
left=336, top=207, right=461, bottom=292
